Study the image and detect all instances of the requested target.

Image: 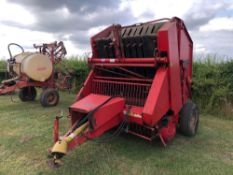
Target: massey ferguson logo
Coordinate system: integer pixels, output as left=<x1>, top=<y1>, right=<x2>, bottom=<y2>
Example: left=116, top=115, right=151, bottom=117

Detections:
left=37, top=67, right=47, bottom=71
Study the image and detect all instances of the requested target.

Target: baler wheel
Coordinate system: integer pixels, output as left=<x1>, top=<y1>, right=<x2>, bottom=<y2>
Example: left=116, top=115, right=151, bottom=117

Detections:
left=179, top=100, right=199, bottom=136
left=40, top=88, right=59, bottom=107
left=19, top=87, right=37, bottom=102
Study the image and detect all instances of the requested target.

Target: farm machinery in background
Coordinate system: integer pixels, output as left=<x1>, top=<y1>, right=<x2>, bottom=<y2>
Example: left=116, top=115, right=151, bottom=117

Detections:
left=0, top=41, right=69, bottom=107
left=50, top=17, right=199, bottom=165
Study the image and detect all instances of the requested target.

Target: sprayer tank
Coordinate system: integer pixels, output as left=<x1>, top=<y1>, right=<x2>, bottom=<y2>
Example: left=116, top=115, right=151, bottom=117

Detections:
left=13, top=52, right=53, bottom=82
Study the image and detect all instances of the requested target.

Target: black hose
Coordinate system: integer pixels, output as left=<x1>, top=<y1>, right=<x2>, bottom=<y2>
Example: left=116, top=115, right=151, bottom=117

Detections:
left=86, top=118, right=128, bottom=143
left=8, top=43, right=24, bottom=59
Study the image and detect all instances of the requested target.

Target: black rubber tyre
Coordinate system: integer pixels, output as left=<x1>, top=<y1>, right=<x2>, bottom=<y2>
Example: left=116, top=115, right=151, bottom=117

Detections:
left=40, top=88, right=59, bottom=107
left=19, top=87, right=37, bottom=102
left=179, top=100, right=199, bottom=137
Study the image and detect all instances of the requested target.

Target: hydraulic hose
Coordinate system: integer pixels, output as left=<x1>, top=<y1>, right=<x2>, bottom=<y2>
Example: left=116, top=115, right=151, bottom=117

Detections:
left=8, top=43, right=24, bottom=60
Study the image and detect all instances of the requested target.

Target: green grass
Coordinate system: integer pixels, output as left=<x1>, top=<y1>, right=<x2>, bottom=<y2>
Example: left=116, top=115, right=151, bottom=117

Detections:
left=0, top=92, right=233, bottom=175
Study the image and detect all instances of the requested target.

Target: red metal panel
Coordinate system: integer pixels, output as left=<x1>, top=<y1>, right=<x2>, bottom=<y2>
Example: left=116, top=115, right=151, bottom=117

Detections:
left=91, top=97, right=125, bottom=130
left=143, top=68, right=170, bottom=126
left=88, top=114, right=123, bottom=138
left=179, top=29, right=193, bottom=102
left=89, top=58, right=157, bottom=63
left=125, top=106, right=144, bottom=125
left=71, top=94, right=110, bottom=113
left=158, top=21, right=182, bottom=114
left=159, top=115, right=177, bottom=143
left=92, top=63, right=156, bottom=67
left=94, top=76, right=153, bottom=83
left=68, top=94, right=125, bottom=150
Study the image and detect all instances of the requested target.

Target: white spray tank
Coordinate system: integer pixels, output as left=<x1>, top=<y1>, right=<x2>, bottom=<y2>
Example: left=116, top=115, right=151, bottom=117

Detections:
left=7, top=43, right=53, bottom=82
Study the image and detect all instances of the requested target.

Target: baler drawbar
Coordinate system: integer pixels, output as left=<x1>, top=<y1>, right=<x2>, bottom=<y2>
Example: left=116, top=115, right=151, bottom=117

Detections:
left=50, top=17, right=199, bottom=165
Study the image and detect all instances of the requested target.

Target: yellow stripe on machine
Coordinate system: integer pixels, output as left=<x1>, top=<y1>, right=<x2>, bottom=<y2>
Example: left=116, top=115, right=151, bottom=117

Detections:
left=123, top=110, right=142, bottom=118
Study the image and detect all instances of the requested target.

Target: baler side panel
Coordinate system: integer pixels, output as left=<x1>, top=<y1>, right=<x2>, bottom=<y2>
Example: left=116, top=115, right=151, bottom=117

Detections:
left=179, top=29, right=193, bottom=102
left=90, top=98, right=125, bottom=130
left=158, top=22, right=182, bottom=114
left=179, top=28, right=193, bottom=79
left=143, top=68, right=170, bottom=126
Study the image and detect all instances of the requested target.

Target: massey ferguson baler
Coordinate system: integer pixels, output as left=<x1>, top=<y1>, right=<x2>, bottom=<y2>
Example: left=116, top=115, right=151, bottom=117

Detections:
left=50, top=17, right=199, bottom=165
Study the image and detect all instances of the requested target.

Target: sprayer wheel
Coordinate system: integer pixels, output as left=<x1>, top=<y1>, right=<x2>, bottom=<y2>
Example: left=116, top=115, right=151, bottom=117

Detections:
left=40, top=88, right=59, bottom=107
left=179, top=100, right=199, bottom=137
left=19, top=86, right=37, bottom=102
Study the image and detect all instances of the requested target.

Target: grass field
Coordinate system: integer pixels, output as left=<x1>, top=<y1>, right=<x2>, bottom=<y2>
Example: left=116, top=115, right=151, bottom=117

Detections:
left=0, top=92, right=233, bottom=175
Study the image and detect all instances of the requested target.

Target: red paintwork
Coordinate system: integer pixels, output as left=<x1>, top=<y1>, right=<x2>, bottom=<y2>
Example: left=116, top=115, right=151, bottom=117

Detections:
left=89, top=96, right=125, bottom=130
left=68, top=96, right=124, bottom=150
left=71, top=94, right=111, bottom=113
left=55, top=17, right=193, bottom=152
left=159, top=114, right=178, bottom=145
left=158, top=21, right=183, bottom=114
left=143, top=68, right=170, bottom=126
left=126, top=106, right=143, bottom=124
left=0, top=80, right=54, bottom=94
left=54, top=117, right=59, bottom=143
left=88, top=57, right=168, bottom=67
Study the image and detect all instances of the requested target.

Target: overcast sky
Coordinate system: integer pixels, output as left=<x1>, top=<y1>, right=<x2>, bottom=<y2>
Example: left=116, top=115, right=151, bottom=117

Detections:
left=0, top=0, right=232, bottom=59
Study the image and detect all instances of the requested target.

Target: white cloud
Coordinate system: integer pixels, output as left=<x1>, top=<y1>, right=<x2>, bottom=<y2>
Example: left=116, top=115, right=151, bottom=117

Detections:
left=121, top=0, right=193, bottom=20
left=54, top=7, right=71, bottom=19
left=230, top=3, right=233, bottom=9
left=194, top=43, right=206, bottom=53
left=190, top=30, right=233, bottom=56
left=0, top=0, right=35, bottom=25
left=0, top=0, right=232, bottom=58
left=64, top=40, right=87, bottom=56
left=200, top=17, right=233, bottom=31
left=0, top=24, right=55, bottom=59
left=87, top=25, right=107, bottom=37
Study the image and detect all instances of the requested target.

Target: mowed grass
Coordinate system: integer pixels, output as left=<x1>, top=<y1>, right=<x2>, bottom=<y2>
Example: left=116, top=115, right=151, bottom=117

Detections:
left=0, top=92, right=233, bottom=175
